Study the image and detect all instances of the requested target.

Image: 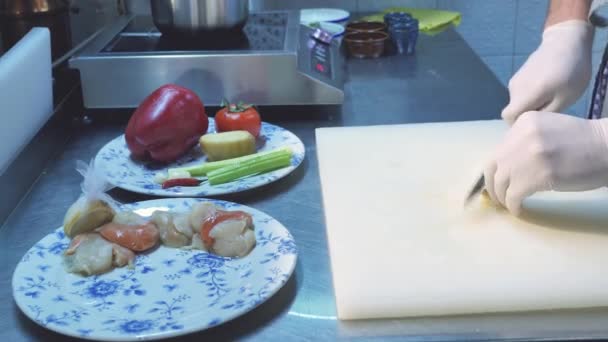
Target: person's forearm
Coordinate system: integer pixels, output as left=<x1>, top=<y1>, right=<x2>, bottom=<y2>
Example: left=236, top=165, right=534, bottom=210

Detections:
left=545, top=0, right=591, bottom=28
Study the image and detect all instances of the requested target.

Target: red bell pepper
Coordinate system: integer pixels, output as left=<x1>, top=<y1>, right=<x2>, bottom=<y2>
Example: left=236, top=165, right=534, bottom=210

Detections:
left=125, top=84, right=208, bottom=163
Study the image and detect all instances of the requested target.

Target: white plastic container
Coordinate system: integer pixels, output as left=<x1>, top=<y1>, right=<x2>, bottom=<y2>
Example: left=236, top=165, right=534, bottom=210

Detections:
left=0, top=28, right=53, bottom=174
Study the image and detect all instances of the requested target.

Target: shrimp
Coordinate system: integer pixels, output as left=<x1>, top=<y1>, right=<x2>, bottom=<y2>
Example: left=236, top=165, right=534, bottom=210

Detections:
left=98, top=222, right=160, bottom=252
left=201, top=210, right=255, bottom=258
left=150, top=211, right=191, bottom=248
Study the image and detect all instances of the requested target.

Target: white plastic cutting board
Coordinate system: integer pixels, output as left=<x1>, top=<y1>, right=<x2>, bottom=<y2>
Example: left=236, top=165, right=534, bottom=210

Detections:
left=316, top=120, right=608, bottom=320
left=0, top=28, right=53, bottom=174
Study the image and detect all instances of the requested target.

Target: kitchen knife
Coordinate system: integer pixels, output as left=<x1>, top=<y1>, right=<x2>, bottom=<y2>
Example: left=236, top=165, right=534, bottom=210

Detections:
left=464, top=173, right=485, bottom=206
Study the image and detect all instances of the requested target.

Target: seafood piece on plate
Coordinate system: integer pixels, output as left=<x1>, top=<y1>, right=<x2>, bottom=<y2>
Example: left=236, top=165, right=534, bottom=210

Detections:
left=189, top=202, right=217, bottom=234
left=63, top=233, right=135, bottom=276
left=173, top=213, right=194, bottom=239
left=98, top=222, right=160, bottom=252
left=112, top=210, right=148, bottom=225
left=150, top=211, right=191, bottom=247
left=62, top=201, right=257, bottom=277
left=63, top=198, right=115, bottom=238
left=187, top=233, right=207, bottom=251
left=112, top=243, right=136, bottom=267
left=201, top=210, right=256, bottom=258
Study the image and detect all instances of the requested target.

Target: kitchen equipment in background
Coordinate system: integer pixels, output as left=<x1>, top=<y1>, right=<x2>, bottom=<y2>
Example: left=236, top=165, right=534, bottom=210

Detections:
left=150, top=0, right=249, bottom=34
left=344, top=31, right=388, bottom=59
left=308, top=27, right=336, bottom=77
left=345, top=21, right=386, bottom=34
left=300, top=8, right=350, bottom=26
left=0, top=0, right=68, bottom=17
left=70, top=12, right=345, bottom=108
left=0, top=6, right=72, bottom=61
left=316, top=120, right=608, bottom=320
left=0, top=27, right=52, bottom=174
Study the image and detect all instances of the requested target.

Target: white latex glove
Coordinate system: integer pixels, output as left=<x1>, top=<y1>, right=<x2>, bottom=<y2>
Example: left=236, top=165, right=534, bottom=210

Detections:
left=502, top=20, right=593, bottom=125
left=484, top=111, right=608, bottom=215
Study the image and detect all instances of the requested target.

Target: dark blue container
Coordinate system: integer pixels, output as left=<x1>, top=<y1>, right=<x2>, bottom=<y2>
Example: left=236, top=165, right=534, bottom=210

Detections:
left=384, top=12, right=413, bottom=26
left=385, top=13, right=419, bottom=55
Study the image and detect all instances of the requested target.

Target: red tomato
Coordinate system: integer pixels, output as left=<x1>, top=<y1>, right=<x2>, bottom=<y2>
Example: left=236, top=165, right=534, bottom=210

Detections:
left=215, top=100, right=261, bottom=138
left=200, top=210, right=253, bottom=247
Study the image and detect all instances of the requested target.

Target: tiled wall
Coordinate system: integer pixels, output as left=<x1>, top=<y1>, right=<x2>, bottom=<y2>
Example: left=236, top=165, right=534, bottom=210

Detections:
left=126, top=0, right=606, bottom=116
left=437, top=0, right=605, bottom=117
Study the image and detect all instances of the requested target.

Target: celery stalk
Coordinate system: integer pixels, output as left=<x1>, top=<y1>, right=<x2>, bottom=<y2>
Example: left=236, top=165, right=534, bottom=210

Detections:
left=168, top=147, right=292, bottom=177
left=207, top=150, right=293, bottom=185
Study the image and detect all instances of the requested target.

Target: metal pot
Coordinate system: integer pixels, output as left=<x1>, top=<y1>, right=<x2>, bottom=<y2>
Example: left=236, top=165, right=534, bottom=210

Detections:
left=0, top=0, right=69, bottom=17
left=150, top=0, right=249, bottom=35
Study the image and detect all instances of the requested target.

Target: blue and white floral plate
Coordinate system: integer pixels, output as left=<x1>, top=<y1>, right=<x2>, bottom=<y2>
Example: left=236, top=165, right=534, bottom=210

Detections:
left=95, top=120, right=305, bottom=197
left=12, top=198, right=297, bottom=341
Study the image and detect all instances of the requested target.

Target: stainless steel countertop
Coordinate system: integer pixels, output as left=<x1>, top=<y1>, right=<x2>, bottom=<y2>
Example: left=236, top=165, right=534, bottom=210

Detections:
left=6, top=29, right=606, bottom=341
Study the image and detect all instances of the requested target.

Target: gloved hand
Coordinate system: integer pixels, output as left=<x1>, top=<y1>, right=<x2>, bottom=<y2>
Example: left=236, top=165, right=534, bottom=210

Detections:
left=484, top=111, right=608, bottom=215
left=501, top=20, right=593, bottom=125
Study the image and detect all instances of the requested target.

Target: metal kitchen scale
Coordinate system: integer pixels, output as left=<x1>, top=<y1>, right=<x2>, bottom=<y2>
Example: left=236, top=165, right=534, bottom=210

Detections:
left=70, top=11, right=345, bottom=108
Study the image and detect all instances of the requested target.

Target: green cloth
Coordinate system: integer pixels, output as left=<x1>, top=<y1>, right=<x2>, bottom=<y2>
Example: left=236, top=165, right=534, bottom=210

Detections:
left=361, top=7, right=462, bottom=35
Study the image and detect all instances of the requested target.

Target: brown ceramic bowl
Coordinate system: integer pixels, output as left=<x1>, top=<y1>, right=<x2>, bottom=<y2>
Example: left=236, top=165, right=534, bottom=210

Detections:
left=345, top=21, right=387, bottom=33
left=344, top=31, right=389, bottom=58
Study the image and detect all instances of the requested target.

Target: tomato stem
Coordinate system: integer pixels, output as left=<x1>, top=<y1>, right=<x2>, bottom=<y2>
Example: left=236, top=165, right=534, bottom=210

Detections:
left=220, top=97, right=252, bottom=113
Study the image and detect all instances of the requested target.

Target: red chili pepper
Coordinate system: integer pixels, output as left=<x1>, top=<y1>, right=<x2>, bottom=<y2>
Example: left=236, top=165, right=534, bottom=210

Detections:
left=161, top=178, right=201, bottom=189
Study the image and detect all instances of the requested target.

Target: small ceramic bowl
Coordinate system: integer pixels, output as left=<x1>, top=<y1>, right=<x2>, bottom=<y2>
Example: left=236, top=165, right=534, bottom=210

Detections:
left=301, top=8, right=351, bottom=26
left=344, top=31, right=389, bottom=58
left=308, top=21, right=346, bottom=38
left=320, top=22, right=346, bottom=37
left=345, top=21, right=387, bottom=33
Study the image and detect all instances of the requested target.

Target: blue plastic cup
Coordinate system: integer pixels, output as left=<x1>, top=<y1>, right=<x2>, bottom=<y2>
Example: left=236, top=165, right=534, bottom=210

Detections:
left=384, top=12, right=413, bottom=26
left=388, top=27, right=409, bottom=54
left=388, top=18, right=419, bottom=55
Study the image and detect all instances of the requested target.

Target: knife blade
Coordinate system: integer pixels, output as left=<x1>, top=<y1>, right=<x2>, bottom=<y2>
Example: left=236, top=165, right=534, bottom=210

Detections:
left=464, top=173, right=485, bottom=207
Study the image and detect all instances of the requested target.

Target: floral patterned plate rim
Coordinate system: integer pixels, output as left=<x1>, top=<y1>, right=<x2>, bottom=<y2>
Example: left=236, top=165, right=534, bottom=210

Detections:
left=94, top=120, right=305, bottom=197
left=12, top=198, right=298, bottom=341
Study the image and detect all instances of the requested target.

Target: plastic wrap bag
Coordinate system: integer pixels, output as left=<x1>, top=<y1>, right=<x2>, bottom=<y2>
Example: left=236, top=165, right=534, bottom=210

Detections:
left=63, top=159, right=117, bottom=237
